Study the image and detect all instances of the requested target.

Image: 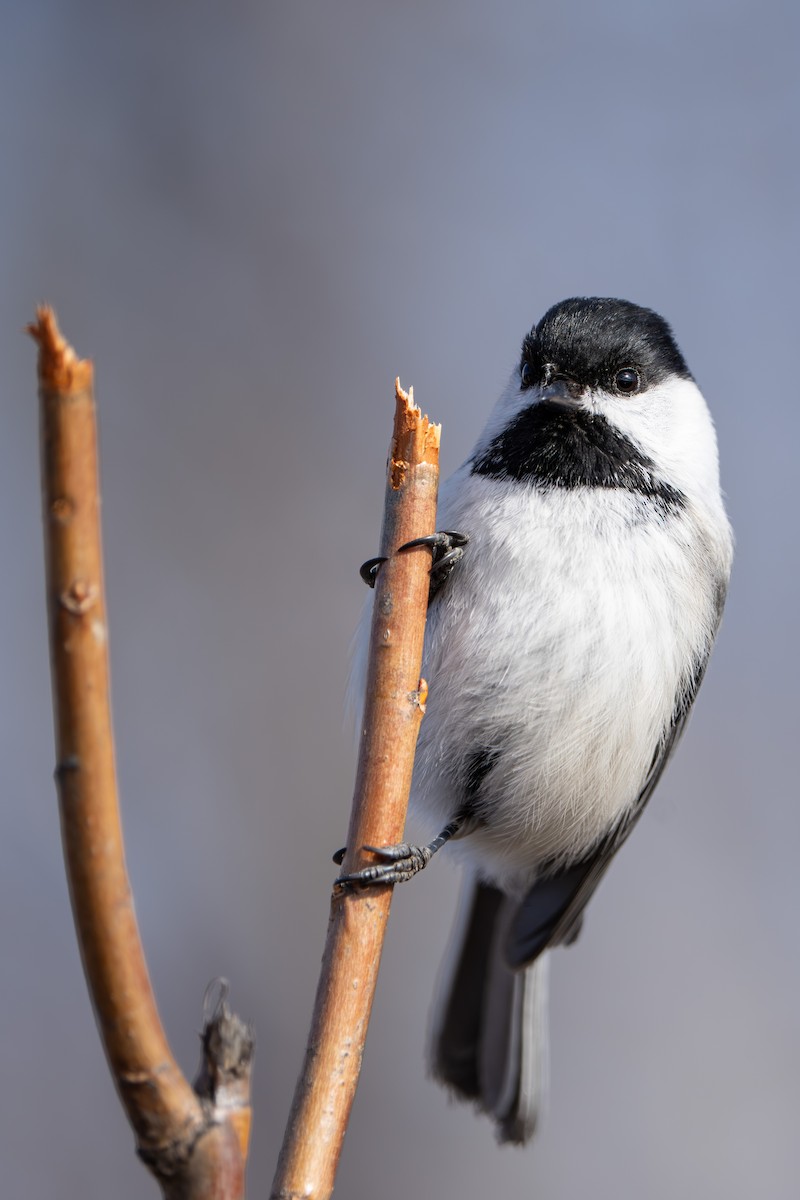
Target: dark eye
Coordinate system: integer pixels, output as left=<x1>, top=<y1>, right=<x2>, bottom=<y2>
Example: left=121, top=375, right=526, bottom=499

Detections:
left=520, top=362, right=532, bottom=389
left=614, top=367, right=640, bottom=394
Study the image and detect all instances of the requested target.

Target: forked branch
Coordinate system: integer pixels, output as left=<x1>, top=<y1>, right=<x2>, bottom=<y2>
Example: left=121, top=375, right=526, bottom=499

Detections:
left=31, top=309, right=252, bottom=1199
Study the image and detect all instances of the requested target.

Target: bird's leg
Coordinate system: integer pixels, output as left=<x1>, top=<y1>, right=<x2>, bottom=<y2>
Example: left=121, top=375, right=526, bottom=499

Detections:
left=359, top=530, right=469, bottom=598
left=335, top=813, right=471, bottom=889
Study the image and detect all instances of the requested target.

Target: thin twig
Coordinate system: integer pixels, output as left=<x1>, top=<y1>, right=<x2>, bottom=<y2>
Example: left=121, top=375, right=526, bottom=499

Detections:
left=31, top=308, right=252, bottom=1198
left=272, top=379, right=441, bottom=1200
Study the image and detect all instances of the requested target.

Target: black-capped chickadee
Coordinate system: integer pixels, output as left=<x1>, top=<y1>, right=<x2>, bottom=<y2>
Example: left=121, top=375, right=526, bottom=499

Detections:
left=344, top=297, right=733, bottom=1143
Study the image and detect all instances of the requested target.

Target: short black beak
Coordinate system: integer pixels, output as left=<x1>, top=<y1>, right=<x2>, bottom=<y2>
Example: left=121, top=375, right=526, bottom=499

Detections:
left=539, top=376, right=585, bottom=408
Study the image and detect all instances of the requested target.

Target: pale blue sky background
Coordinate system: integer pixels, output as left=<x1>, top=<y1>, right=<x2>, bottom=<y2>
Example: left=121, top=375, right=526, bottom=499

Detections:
left=2, top=3, right=798, bottom=1196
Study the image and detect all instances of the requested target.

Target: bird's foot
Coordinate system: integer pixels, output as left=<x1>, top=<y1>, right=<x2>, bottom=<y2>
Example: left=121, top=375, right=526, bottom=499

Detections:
left=360, top=530, right=469, bottom=597
left=333, top=817, right=464, bottom=890
left=336, top=842, right=434, bottom=888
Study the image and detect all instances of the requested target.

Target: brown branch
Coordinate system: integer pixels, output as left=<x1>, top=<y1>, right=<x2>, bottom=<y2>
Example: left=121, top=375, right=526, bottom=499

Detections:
left=272, top=379, right=441, bottom=1200
left=30, top=308, right=252, bottom=1198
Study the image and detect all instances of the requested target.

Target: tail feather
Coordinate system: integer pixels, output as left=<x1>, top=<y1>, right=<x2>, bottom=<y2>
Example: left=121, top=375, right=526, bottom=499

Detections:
left=429, top=881, right=549, bottom=1143
left=429, top=882, right=504, bottom=1099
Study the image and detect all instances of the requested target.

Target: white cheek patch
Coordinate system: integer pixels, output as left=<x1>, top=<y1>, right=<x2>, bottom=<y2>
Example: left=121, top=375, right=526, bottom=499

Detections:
left=594, top=377, right=724, bottom=512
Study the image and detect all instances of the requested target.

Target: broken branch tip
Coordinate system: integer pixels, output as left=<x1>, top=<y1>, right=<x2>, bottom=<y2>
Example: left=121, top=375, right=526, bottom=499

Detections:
left=27, top=305, right=93, bottom=394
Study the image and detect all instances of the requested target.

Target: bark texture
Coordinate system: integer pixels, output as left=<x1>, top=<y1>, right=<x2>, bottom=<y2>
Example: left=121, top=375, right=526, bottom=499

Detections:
left=31, top=308, right=252, bottom=1197
left=272, top=380, right=441, bottom=1200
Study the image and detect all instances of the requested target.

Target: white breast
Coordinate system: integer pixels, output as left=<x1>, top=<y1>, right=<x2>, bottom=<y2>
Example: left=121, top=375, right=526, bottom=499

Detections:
left=409, top=465, right=724, bottom=890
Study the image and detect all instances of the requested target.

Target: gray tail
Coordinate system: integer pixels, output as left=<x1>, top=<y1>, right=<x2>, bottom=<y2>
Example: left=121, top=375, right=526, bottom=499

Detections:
left=428, top=881, right=549, bottom=1144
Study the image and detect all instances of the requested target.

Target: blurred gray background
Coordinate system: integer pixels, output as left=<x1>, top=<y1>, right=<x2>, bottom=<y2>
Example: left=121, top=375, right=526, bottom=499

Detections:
left=2, top=2, right=798, bottom=1197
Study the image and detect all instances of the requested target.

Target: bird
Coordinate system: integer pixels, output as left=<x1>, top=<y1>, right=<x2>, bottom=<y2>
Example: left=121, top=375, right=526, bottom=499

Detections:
left=342, top=297, right=733, bottom=1143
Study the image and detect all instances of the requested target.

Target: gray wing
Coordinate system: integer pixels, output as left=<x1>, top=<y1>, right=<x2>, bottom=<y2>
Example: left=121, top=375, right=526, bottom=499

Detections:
left=505, top=621, right=723, bottom=970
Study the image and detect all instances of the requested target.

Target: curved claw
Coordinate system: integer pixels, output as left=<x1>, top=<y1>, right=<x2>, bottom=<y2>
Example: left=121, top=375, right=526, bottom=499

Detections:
left=398, top=530, right=470, bottom=553
left=430, top=545, right=464, bottom=579
left=339, top=862, right=402, bottom=886
left=360, top=556, right=387, bottom=588
left=362, top=842, right=414, bottom=862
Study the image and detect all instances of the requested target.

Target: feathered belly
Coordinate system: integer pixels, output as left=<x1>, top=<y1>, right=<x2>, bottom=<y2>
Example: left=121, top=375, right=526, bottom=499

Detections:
left=409, top=478, right=709, bottom=886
